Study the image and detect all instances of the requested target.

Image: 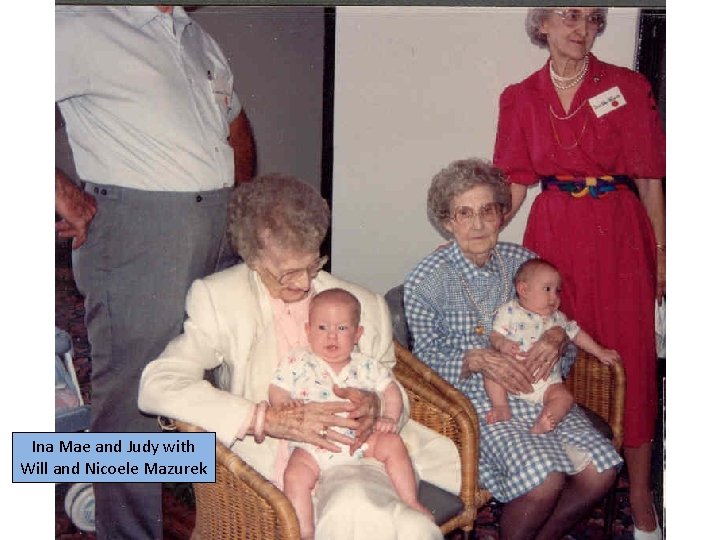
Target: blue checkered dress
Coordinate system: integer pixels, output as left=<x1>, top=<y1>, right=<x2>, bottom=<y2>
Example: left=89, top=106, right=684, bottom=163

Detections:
left=404, top=241, right=622, bottom=502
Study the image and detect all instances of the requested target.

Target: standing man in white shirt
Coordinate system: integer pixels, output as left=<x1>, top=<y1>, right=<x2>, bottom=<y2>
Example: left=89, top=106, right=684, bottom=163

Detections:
left=55, top=6, right=255, bottom=538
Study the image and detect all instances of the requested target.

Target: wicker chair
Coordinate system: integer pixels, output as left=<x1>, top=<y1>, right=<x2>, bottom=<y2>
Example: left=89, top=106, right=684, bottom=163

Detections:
left=173, top=340, right=483, bottom=539
left=384, top=285, right=626, bottom=524
left=566, top=349, right=626, bottom=540
left=465, top=349, right=626, bottom=532
left=565, top=349, right=626, bottom=452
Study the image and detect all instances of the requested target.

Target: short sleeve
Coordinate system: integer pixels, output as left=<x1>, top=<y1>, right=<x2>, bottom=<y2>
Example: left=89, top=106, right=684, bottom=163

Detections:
left=493, top=85, right=538, bottom=186
left=621, top=75, right=665, bottom=179
left=228, top=90, right=242, bottom=123
left=351, top=355, right=393, bottom=393
left=370, top=363, right=393, bottom=393
left=491, top=302, right=515, bottom=336
left=552, top=311, right=580, bottom=340
left=55, top=9, right=90, bottom=102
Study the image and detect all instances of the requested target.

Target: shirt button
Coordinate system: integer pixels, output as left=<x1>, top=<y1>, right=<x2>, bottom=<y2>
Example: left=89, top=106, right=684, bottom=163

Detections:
left=214, top=147, right=219, bottom=153
left=196, top=195, right=203, bottom=203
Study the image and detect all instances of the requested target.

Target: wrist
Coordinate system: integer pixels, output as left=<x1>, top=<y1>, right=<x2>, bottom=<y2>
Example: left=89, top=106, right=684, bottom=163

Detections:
left=253, top=401, right=269, bottom=444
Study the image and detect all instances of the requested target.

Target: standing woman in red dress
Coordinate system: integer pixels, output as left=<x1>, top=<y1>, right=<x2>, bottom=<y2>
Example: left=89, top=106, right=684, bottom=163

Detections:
left=493, top=7, right=665, bottom=539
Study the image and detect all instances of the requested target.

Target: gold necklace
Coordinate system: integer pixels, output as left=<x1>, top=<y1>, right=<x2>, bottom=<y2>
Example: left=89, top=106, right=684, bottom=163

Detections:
left=549, top=107, right=590, bottom=151
left=453, top=249, right=509, bottom=336
left=548, top=99, right=588, bottom=121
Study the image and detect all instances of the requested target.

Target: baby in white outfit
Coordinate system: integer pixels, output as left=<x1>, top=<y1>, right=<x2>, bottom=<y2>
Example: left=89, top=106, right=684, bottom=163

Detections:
left=269, top=288, right=432, bottom=539
left=487, top=259, right=620, bottom=434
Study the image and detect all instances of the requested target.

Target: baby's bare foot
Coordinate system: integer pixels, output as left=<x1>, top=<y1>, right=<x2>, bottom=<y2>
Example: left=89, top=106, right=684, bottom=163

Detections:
left=530, top=411, right=557, bottom=434
left=486, top=406, right=512, bottom=424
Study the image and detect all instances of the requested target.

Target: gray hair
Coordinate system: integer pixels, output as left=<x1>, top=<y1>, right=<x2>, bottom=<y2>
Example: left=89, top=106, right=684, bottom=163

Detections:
left=227, top=174, right=330, bottom=264
left=526, top=7, right=607, bottom=49
left=427, top=158, right=510, bottom=237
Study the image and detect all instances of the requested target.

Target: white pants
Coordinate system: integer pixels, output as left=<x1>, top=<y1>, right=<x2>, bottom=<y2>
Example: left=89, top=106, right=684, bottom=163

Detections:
left=314, top=460, right=443, bottom=540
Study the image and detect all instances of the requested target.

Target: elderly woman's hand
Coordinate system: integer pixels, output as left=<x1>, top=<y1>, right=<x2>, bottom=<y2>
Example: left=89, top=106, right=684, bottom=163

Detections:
left=263, top=400, right=358, bottom=452
left=524, top=326, right=569, bottom=383
left=461, top=348, right=534, bottom=395
left=332, top=385, right=381, bottom=455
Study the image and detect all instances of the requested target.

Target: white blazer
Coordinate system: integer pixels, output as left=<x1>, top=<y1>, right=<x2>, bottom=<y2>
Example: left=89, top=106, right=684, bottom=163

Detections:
left=139, top=264, right=460, bottom=536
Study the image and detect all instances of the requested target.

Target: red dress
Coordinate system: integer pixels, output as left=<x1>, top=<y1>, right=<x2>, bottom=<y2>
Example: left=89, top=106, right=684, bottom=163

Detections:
left=493, top=54, right=665, bottom=447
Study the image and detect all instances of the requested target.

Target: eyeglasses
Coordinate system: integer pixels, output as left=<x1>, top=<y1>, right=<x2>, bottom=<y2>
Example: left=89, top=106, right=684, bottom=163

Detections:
left=265, top=255, right=328, bottom=286
left=451, top=203, right=503, bottom=224
left=554, top=9, right=605, bottom=30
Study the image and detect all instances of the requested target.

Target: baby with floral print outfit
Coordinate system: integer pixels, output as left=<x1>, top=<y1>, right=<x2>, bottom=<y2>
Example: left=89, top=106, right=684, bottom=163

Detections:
left=269, top=288, right=432, bottom=539
left=487, top=259, right=620, bottom=434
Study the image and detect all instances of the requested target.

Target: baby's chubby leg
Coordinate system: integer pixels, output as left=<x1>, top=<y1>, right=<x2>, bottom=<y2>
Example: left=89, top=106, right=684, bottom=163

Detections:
left=484, top=377, right=512, bottom=424
left=284, top=448, right=321, bottom=540
left=364, top=432, right=434, bottom=521
left=531, top=383, right=575, bottom=434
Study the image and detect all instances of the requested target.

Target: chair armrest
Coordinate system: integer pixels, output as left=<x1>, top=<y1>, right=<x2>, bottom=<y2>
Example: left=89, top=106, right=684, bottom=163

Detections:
left=174, top=419, right=301, bottom=540
left=564, top=350, right=626, bottom=450
left=171, top=341, right=492, bottom=538
left=392, top=341, right=490, bottom=531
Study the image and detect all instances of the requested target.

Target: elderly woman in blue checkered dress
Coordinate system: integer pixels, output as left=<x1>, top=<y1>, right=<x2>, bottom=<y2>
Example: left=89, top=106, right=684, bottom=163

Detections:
left=404, top=158, right=622, bottom=540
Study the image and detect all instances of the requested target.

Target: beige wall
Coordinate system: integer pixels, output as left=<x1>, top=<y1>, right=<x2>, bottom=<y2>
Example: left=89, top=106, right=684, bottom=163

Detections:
left=331, top=6, right=640, bottom=294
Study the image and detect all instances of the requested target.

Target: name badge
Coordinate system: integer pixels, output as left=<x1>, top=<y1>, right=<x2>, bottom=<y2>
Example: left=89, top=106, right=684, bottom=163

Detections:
left=588, top=86, right=626, bottom=118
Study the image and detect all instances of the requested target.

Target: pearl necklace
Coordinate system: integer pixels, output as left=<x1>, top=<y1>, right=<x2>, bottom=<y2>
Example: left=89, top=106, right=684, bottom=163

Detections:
left=550, top=55, right=589, bottom=91
left=452, top=249, right=510, bottom=336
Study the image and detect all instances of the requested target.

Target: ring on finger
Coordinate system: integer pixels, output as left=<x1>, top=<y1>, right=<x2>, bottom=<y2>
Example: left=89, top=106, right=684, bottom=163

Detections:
left=319, top=427, right=327, bottom=438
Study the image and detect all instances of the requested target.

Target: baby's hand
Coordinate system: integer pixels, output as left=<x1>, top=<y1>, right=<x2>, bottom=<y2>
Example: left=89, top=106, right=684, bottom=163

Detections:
left=498, top=340, right=521, bottom=357
left=374, top=416, right=398, bottom=433
left=596, top=348, right=621, bottom=366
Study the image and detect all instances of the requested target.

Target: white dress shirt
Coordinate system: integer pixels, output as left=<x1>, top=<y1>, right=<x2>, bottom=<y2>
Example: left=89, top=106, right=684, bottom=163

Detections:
left=56, top=6, right=241, bottom=191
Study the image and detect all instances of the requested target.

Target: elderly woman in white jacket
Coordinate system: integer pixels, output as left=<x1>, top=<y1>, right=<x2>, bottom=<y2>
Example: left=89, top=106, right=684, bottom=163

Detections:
left=139, top=174, right=458, bottom=539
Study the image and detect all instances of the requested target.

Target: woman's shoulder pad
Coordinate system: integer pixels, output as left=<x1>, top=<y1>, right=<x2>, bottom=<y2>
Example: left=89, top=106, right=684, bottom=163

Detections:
left=190, top=264, right=253, bottom=298
left=500, top=67, right=545, bottom=104
left=411, top=243, right=453, bottom=268
left=496, top=242, right=536, bottom=261
left=596, top=59, right=653, bottom=92
left=404, top=245, right=455, bottom=285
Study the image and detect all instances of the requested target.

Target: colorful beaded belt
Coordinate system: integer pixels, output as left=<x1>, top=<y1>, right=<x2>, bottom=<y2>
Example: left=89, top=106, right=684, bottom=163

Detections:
left=541, top=175, right=636, bottom=198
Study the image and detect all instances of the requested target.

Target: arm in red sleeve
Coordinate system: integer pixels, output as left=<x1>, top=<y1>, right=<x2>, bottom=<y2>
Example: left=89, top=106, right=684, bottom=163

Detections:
left=493, top=85, right=539, bottom=223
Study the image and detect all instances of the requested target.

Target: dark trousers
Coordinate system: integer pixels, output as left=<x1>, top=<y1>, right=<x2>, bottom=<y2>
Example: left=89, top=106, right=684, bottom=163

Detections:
left=73, top=182, right=230, bottom=539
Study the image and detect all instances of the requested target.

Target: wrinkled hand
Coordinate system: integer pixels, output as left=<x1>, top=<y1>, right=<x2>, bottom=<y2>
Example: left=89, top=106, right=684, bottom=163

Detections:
left=461, top=348, right=533, bottom=395
left=374, top=416, right=398, bottom=434
left=263, top=400, right=357, bottom=452
left=525, top=326, right=568, bottom=383
left=656, top=249, right=666, bottom=303
left=56, top=175, right=97, bottom=249
left=497, top=339, right=521, bottom=357
left=332, top=385, right=380, bottom=455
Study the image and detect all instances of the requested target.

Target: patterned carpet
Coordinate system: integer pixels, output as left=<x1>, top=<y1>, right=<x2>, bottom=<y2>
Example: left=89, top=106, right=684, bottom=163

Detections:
left=54, top=240, right=656, bottom=539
